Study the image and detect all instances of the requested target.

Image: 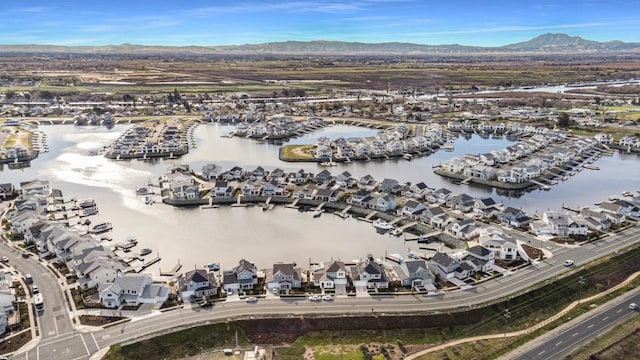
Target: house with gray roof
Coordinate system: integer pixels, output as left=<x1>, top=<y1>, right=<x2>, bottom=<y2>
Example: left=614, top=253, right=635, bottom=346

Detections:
left=98, top=274, right=169, bottom=309
left=312, top=260, right=348, bottom=290
left=399, top=260, right=434, bottom=287
left=429, top=252, right=460, bottom=280
left=222, top=259, right=258, bottom=294
left=179, top=269, right=218, bottom=300
left=351, top=257, right=389, bottom=289
left=267, top=263, right=304, bottom=294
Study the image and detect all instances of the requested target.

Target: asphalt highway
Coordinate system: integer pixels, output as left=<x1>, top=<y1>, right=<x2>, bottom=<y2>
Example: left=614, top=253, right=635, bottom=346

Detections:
left=510, top=288, right=640, bottom=360
left=4, top=225, right=640, bottom=360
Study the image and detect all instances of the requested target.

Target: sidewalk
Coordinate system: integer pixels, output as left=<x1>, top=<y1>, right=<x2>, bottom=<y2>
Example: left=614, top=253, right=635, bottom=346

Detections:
left=405, top=271, right=640, bottom=359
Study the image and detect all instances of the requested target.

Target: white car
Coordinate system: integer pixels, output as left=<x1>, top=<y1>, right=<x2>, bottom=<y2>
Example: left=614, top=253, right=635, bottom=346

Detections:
left=1, top=256, right=8, bottom=263
left=322, top=295, right=333, bottom=302
left=245, top=296, right=258, bottom=303
left=629, top=303, right=638, bottom=310
left=308, top=295, right=321, bottom=302
left=564, top=260, right=574, bottom=267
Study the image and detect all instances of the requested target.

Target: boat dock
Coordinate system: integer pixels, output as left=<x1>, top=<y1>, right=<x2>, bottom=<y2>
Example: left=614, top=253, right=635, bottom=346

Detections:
left=286, top=199, right=300, bottom=209
left=530, top=180, right=551, bottom=190
left=562, top=204, right=581, bottom=213
left=398, top=221, right=418, bottom=231
left=131, top=256, right=161, bottom=273
left=359, top=210, right=378, bottom=222
left=389, top=217, right=403, bottom=226
left=461, top=177, right=473, bottom=185
left=335, top=205, right=352, bottom=219
left=160, top=261, right=183, bottom=277
left=583, top=164, right=600, bottom=170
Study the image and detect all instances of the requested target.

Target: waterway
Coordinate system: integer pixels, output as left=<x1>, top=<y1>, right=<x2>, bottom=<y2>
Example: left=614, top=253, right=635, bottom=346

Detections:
left=1, top=123, right=639, bottom=273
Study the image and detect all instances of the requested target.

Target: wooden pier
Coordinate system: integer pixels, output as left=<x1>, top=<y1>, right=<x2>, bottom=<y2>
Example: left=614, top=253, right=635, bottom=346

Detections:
left=132, top=256, right=161, bottom=273
left=160, top=261, right=183, bottom=277
left=398, top=221, right=418, bottom=231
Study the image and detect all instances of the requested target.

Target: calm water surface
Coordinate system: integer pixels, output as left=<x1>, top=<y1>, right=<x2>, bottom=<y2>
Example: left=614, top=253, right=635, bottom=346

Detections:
left=2, top=124, right=639, bottom=272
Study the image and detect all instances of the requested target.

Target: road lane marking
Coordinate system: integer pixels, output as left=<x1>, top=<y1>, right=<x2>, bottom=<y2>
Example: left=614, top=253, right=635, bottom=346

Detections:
left=588, top=324, right=595, bottom=329
left=555, top=341, right=563, bottom=346
left=79, top=333, right=90, bottom=356
left=617, top=309, right=623, bottom=313
left=91, top=332, right=100, bottom=350
left=572, top=332, right=579, bottom=337
left=538, top=350, right=546, bottom=355
left=602, top=316, right=609, bottom=321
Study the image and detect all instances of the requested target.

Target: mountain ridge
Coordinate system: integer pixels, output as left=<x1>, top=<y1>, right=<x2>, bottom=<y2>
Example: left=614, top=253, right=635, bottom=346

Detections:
left=0, top=33, right=638, bottom=55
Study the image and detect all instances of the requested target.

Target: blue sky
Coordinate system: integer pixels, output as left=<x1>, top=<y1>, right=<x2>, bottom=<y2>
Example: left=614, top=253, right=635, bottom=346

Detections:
left=2, top=0, right=639, bottom=46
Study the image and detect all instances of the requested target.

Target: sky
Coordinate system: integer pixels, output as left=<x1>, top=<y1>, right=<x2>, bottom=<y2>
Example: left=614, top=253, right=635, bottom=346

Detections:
left=1, top=0, right=639, bottom=46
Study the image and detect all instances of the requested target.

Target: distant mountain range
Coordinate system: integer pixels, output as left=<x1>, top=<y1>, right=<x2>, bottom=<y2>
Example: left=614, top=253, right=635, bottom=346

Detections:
left=1, top=33, right=638, bottom=56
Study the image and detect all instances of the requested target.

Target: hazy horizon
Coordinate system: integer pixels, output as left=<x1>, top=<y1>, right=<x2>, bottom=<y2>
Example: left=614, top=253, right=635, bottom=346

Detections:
left=2, top=0, right=639, bottom=47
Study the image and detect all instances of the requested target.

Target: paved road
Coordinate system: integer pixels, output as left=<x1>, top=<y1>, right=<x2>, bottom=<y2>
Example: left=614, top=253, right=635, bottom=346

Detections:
left=509, top=288, right=640, bottom=360
left=0, top=240, right=74, bottom=339
left=5, top=225, right=640, bottom=360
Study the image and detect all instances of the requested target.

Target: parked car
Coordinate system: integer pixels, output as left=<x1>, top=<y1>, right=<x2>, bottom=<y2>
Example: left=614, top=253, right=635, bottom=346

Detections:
left=1, top=256, right=8, bottom=263
left=629, top=302, right=638, bottom=310
left=32, top=285, right=39, bottom=294
left=564, top=260, right=574, bottom=267
left=199, top=300, right=213, bottom=308
left=322, top=295, right=333, bottom=302
left=245, top=296, right=258, bottom=303
left=21, top=252, right=30, bottom=259
left=308, top=295, right=321, bottom=302
left=25, top=274, right=33, bottom=284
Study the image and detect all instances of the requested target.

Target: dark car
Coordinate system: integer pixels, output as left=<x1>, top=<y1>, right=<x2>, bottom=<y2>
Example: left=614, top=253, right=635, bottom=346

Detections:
left=21, top=252, right=30, bottom=259
left=199, top=301, right=213, bottom=308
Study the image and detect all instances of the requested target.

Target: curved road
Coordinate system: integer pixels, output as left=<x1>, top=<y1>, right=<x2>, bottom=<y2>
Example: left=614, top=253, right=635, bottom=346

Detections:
left=4, top=225, right=640, bottom=360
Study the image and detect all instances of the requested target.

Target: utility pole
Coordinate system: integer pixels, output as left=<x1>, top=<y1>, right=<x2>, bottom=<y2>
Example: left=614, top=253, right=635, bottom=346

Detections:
left=578, top=276, right=586, bottom=304
left=504, top=308, right=511, bottom=339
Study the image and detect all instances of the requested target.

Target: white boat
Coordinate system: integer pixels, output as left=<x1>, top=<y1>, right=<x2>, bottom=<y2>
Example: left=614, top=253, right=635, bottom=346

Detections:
left=207, top=262, right=220, bottom=271
left=403, top=153, right=413, bottom=160
left=89, top=222, right=112, bottom=234
left=125, top=236, right=138, bottom=245
left=138, top=248, right=152, bottom=256
left=390, top=228, right=403, bottom=236
left=312, top=209, right=324, bottom=218
left=373, top=219, right=393, bottom=231
left=441, top=142, right=454, bottom=151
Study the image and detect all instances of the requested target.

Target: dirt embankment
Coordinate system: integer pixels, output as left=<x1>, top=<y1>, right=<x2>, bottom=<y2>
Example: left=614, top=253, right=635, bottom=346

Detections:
left=236, top=311, right=483, bottom=344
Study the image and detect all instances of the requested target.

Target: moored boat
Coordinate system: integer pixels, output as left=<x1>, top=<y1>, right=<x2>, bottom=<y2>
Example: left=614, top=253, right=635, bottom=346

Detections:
left=373, top=219, right=393, bottom=231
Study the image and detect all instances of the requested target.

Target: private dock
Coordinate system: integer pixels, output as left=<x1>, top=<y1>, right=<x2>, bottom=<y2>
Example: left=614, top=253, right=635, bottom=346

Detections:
left=562, top=204, right=581, bottom=213
left=132, top=256, right=161, bottom=273
left=335, top=205, right=352, bottom=219
left=530, top=180, right=551, bottom=190
left=398, top=221, right=418, bottom=231
left=160, top=261, right=183, bottom=277
left=286, top=199, right=300, bottom=209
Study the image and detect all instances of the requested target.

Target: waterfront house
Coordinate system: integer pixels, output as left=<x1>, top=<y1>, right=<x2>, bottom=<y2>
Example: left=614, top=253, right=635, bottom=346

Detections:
left=267, top=263, right=304, bottom=294
left=347, top=189, right=373, bottom=207
left=170, top=182, right=199, bottom=200
left=378, top=178, right=399, bottom=193
left=223, top=166, right=244, bottom=181
left=479, top=153, right=496, bottom=166
left=498, top=207, right=532, bottom=228
left=421, top=206, right=448, bottom=228
left=75, top=256, right=125, bottom=290
left=241, top=180, right=262, bottom=196
left=336, top=145, right=355, bottom=158
left=335, top=171, right=357, bottom=188
left=315, top=145, right=333, bottom=159
left=477, top=228, right=519, bottom=261
left=473, top=197, right=500, bottom=218
left=222, top=259, right=258, bottom=294
left=441, top=158, right=465, bottom=173
left=293, top=184, right=317, bottom=200
left=429, top=252, right=461, bottom=280
left=597, top=201, right=631, bottom=216
left=201, top=164, right=222, bottom=180
left=401, top=199, right=427, bottom=219
left=427, top=188, right=452, bottom=204
left=351, top=257, right=389, bottom=290
left=314, top=188, right=334, bottom=202
left=24, top=220, right=47, bottom=244
left=445, top=218, right=479, bottom=240
left=261, top=180, right=285, bottom=197
left=268, top=168, right=287, bottom=183
left=287, top=169, right=311, bottom=184
left=377, top=195, right=397, bottom=212
left=249, top=166, right=268, bottom=182
left=463, top=245, right=495, bottom=272
left=398, top=259, right=434, bottom=288
left=213, top=181, right=234, bottom=197
left=19, top=179, right=50, bottom=196
left=529, top=211, right=589, bottom=236
left=99, top=274, right=169, bottom=309
left=178, top=269, right=218, bottom=300
left=312, top=260, right=348, bottom=290
left=408, top=182, right=431, bottom=199
left=0, top=183, right=15, bottom=200
left=446, top=194, right=475, bottom=213
left=9, top=209, right=40, bottom=235
left=357, top=174, right=377, bottom=190
left=314, top=169, right=334, bottom=185
left=164, top=172, right=193, bottom=185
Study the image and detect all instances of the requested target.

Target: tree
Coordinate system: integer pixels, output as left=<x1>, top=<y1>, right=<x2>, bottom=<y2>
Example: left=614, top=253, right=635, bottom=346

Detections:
left=557, top=113, right=571, bottom=128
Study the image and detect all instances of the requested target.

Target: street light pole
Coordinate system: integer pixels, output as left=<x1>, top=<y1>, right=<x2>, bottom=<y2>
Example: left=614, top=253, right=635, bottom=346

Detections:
left=504, top=308, right=511, bottom=339
left=578, top=276, right=586, bottom=304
